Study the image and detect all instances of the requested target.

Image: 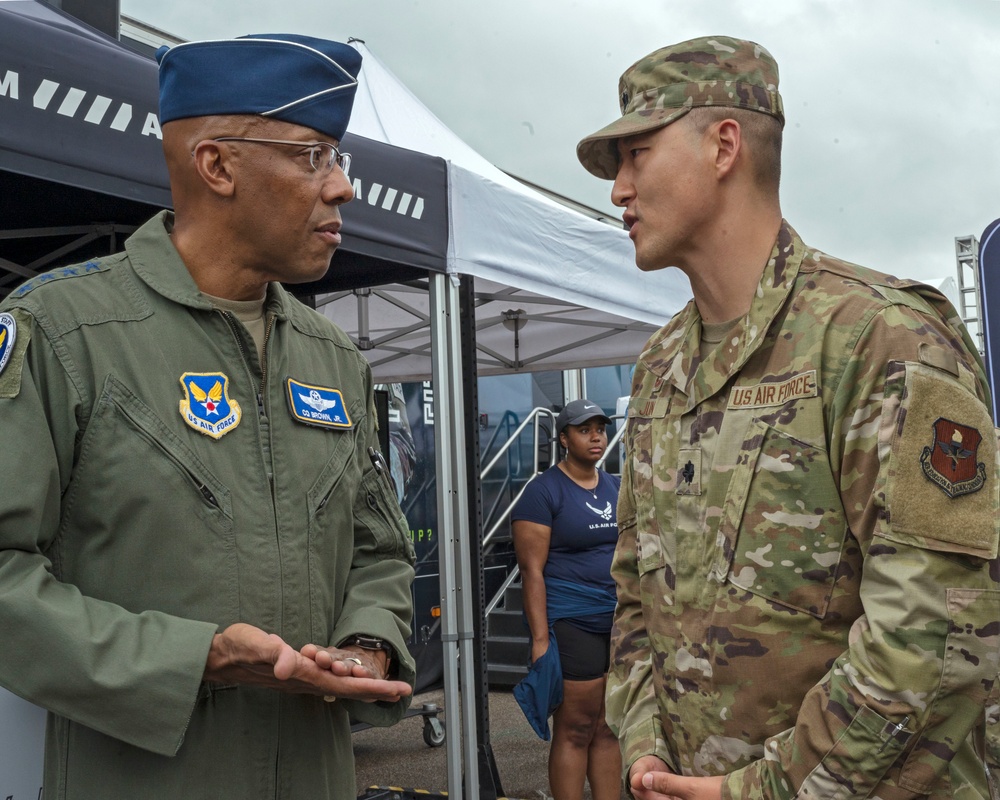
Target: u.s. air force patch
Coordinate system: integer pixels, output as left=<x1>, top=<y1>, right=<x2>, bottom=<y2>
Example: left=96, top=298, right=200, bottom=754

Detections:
left=920, top=417, right=987, bottom=498
left=0, top=313, right=16, bottom=376
left=286, top=377, right=352, bottom=429
left=179, top=372, right=242, bottom=439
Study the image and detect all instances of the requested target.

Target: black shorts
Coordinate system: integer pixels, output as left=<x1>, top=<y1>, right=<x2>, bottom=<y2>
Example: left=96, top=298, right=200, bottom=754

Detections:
left=552, top=619, right=610, bottom=681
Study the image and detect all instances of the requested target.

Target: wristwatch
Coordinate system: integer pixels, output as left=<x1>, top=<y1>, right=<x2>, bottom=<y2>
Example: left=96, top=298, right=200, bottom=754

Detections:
left=342, top=634, right=392, bottom=655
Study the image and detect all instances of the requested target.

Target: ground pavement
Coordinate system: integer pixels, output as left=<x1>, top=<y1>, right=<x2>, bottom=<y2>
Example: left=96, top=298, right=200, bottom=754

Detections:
left=354, top=688, right=600, bottom=800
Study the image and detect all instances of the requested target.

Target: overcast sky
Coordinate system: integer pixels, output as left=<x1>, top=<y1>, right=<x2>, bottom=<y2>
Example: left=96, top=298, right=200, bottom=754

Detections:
left=123, top=0, right=1000, bottom=289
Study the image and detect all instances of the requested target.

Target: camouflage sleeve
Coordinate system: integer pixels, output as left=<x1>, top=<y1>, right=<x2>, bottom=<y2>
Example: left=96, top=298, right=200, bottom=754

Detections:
left=607, top=384, right=679, bottom=781
left=724, top=303, right=1000, bottom=800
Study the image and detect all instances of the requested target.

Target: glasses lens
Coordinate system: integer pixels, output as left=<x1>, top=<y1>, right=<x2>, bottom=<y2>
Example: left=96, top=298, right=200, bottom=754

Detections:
left=338, top=152, right=352, bottom=178
left=306, top=144, right=331, bottom=172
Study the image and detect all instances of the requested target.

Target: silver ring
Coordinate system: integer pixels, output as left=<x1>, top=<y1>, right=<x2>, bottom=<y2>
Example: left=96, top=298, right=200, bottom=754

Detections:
left=345, top=656, right=363, bottom=665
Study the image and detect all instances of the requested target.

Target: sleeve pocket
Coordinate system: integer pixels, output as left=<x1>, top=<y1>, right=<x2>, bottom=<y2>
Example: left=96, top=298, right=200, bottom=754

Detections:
left=354, top=467, right=415, bottom=564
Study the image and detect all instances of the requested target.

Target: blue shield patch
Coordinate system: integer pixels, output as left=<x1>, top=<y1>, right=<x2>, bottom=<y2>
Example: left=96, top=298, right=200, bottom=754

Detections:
left=286, top=378, right=352, bottom=429
left=179, top=372, right=242, bottom=439
left=0, top=313, right=16, bottom=377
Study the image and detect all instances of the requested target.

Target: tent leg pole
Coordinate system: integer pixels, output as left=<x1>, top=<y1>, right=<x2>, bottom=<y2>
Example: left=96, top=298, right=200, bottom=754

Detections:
left=430, top=272, right=479, bottom=799
left=459, top=275, right=504, bottom=799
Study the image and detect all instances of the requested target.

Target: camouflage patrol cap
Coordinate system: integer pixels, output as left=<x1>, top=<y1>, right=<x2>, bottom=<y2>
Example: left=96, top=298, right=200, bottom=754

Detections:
left=577, top=36, right=784, bottom=179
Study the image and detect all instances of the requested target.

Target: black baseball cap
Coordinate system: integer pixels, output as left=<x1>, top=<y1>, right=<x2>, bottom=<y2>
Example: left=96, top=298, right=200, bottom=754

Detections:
left=555, top=399, right=612, bottom=433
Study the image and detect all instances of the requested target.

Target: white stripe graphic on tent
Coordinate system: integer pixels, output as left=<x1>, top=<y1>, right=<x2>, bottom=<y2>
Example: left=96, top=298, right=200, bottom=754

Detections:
left=381, top=188, right=398, bottom=211
left=396, top=193, right=412, bottom=216
left=84, top=96, right=112, bottom=125
left=109, top=104, right=132, bottom=131
left=33, top=79, right=58, bottom=109
left=57, top=87, right=86, bottom=117
left=410, top=197, right=424, bottom=220
left=367, top=183, right=383, bottom=206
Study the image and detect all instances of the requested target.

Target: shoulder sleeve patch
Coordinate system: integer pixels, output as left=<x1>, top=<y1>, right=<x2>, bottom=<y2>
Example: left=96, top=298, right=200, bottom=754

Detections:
left=0, top=309, right=33, bottom=399
left=884, top=361, right=998, bottom=559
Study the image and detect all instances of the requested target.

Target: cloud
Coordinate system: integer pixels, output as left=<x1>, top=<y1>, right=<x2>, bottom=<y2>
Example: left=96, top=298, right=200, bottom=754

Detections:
left=124, top=0, right=1000, bottom=284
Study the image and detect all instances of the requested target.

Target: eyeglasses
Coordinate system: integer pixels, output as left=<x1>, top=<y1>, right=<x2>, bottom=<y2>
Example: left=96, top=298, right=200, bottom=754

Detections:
left=209, top=137, right=352, bottom=177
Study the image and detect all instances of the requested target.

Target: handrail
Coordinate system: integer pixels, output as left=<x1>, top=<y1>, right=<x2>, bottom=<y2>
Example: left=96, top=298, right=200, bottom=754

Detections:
left=480, top=410, right=521, bottom=470
left=596, top=416, right=626, bottom=470
left=483, top=473, right=535, bottom=547
left=480, top=407, right=556, bottom=479
left=485, top=563, right=521, bottom=618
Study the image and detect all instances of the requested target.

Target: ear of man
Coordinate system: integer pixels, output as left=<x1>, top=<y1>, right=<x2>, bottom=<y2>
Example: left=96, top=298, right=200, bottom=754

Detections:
left=191, top=140, right=237, bottom=198
left=710, top=117, right=743, bottom=182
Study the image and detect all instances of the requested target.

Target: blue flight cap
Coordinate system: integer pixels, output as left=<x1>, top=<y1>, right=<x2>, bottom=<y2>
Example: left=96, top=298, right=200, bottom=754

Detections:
left=156, top=34, right=362, bottom=141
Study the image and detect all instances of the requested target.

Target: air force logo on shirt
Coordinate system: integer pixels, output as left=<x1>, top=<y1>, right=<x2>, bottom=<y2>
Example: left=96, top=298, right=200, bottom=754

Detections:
left=179, top=372, right=242, bottom=439
left=0, top=313, right=16, bottom=377
left=286, top=378, right=352, bottom=430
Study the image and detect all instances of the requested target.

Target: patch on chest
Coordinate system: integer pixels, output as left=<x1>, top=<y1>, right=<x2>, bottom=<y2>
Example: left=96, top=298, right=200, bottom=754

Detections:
left=286, top=378, right=353, bottom=430
left=179, top=372, right=242, bottom=439
left=728, top=370, right=817, bottom=409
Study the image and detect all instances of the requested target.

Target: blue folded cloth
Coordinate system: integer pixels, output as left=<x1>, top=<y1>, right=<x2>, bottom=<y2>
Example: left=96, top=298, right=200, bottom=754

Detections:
left=513, top=632, right=563, bottom=741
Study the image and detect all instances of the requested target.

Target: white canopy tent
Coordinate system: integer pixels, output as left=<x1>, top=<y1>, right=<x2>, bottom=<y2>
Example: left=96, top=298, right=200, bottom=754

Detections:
left=319, top=40, right=691, bottom=382
left=323, top=41, right=691, bottom=800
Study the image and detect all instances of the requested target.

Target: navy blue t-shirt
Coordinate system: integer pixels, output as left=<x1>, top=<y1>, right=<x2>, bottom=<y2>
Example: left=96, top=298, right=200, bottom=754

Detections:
left=512, top=465, right=620, bottom=631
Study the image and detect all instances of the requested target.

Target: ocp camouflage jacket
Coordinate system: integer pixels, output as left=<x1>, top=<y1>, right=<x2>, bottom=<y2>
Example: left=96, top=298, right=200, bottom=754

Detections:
left=609, top=221, right=1000, bottom=799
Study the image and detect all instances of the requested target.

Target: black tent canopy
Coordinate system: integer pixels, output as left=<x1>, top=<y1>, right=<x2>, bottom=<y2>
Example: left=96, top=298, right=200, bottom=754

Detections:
left=0, top=0, right=450, bottom=295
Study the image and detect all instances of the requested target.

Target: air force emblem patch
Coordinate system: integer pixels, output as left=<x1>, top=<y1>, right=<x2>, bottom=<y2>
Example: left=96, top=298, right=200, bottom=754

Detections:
left=0, top=313, right=16, bottom=377
left=286, top=378, right=352, bottom=429
left=920, top=417, right=986, bottom=498
left=179, top=372, right=242, bottom=439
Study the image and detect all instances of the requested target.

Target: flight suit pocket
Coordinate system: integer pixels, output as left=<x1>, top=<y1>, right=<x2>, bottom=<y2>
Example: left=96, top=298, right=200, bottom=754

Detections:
left=718, top=415, right=846, bottom=618
left=354, top=466, right=415, bottom=564
left=56, top=375, right=237, bottom=623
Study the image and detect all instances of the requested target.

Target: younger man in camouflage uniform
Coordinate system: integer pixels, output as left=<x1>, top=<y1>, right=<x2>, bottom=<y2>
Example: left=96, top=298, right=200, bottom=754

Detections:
left=577, top=36, right=1000, bottom=800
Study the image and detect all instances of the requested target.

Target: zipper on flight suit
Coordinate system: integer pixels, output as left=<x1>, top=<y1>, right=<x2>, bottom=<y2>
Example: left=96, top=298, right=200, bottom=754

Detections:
left=218, top=310, right=276, bottom=418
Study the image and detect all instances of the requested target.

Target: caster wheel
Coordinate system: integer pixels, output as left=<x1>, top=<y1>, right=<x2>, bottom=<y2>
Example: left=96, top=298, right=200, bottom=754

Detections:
left=423, top=716, right=445, bottom=748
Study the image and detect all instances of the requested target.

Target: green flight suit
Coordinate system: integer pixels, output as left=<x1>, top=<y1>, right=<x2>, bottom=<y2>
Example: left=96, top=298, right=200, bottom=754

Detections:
left=0, top=212, right=416, bottom=799
left=608, top=221, right=1000, bottom=799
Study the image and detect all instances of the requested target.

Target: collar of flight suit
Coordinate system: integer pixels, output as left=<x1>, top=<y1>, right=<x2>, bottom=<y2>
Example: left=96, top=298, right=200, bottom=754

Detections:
left=126, top=210, right=292, bottom=321
left=638, top=220, right=806, bottom=413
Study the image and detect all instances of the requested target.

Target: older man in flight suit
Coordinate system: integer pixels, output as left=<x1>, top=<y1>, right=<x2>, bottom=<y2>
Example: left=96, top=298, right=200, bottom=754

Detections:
left=0, top=34, right=415, bottom=799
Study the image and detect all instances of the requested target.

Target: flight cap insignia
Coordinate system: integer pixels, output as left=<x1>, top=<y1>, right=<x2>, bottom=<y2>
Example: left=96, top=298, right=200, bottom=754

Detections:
left=286, top=377, right=352, bottom=429
left=920, top=417, right=986, bottom=498
left=179, top=372, right=242, bottom=439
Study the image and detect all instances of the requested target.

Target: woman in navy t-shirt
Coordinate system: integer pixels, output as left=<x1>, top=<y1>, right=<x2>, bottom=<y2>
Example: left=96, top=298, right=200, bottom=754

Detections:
left=512, top=399, right=622, bottom=800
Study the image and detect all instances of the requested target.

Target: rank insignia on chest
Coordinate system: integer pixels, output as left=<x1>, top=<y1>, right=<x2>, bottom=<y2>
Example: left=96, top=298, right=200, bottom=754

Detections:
left=920, top=417, right=987, bottom=498
left=286, top=378, right=352, bottom=430
left=676, top=448, right=702, bottom=495
left=0, top=313, right=16, bottom=377
left=179, top=372, right=242, bottom=439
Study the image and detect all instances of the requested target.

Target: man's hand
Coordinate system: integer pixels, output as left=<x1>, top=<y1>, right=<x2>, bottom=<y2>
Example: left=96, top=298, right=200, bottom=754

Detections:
left=203, top=623, right=411, bottom=703
left=629, top=756, right=723, bottom=800
left=302, top=641, right=404, bottom=703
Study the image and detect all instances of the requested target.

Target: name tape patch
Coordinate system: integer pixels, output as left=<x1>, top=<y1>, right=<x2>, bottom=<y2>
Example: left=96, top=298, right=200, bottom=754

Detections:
left=286, top=378, right=352, bottom=430
left=729, top=370, right=818, bottom=409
